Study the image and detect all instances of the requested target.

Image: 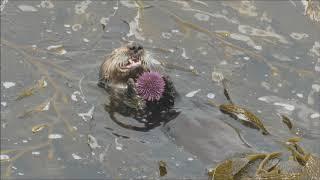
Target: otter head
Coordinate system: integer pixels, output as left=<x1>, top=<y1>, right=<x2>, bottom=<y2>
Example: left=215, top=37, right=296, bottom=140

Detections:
left=119, top=42, right=145, bottom=72
left=100, top=42, right=149, bottom=83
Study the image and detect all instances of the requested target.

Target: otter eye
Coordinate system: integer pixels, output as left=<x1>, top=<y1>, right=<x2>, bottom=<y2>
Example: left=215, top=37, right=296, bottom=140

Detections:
left=137, top=46, right=143, bottom=50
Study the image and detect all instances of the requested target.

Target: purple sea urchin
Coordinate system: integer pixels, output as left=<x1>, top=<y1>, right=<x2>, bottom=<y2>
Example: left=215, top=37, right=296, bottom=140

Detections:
left=136, top=71, right=165, bottom=101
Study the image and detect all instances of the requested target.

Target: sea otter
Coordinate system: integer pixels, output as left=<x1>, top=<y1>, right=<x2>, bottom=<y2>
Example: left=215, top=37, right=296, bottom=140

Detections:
left=98, top=42, right=178, bottom=129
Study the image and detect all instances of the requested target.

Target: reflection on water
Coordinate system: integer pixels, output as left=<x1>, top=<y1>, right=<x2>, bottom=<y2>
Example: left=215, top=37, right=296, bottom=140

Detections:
left=1, top=0, right=319, bottom=179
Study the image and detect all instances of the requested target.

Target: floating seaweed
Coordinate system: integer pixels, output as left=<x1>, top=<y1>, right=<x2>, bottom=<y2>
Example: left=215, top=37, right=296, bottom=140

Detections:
left=31, top=123, right=48, bottom=133
left=276, top=139, right=320, bottom=179
left=208, top=160, right=233, bottom=180
left=209, top=79, right=269, bottom=135
left=280, top=115, right=309, bottom=138
left=16, top=77, right=47, bottom=100
left=207, top=150, right=317, bottom=179
left=158, top=160, right=167, bottom=177
left=281, top=114, right=293, bottom=130
left=18, top=99, right=51, bottom=118
left=208, top=152, right=282, bottom=180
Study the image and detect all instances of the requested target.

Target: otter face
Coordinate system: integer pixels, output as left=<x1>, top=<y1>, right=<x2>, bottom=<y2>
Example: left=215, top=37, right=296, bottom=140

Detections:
left=100, top=42, right=151, bottom=84
left=118, top=42, right=145, bottom=72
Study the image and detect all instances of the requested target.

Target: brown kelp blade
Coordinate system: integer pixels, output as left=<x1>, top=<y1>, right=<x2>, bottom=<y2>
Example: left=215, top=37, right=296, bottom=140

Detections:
left=158, top=160, right=167, bottom=177
left=219, top=103, right=269, bottom=135
left=208, top=160, right=233, bottom=180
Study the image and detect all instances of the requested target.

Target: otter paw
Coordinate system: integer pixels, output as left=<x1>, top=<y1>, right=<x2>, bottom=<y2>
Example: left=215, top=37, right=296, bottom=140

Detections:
left=127, top=78, right=137, bottom=97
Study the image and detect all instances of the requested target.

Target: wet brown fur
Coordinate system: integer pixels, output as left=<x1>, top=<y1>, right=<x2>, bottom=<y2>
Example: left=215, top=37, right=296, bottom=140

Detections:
left=99, top=44, right=152, bottom=88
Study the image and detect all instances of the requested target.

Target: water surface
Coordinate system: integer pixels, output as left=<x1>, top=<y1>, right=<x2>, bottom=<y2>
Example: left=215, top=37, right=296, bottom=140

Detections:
left=1, top=0, right=319, bottom=179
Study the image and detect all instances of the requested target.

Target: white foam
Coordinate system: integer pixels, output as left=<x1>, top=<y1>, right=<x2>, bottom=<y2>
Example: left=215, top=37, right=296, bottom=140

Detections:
left=2, top=82, right=16, bottom=88
left=185, top=89, right=201, bottom=97
left=48, top=134, right=63, bottom=139
left=18, top=4, right=38, bottom=12
left=72, top=153, right=82, bottom=160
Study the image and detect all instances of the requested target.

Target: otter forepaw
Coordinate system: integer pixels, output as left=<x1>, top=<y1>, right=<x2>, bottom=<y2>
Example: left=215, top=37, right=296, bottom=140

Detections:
left=127, top=78, right=137, bottom=97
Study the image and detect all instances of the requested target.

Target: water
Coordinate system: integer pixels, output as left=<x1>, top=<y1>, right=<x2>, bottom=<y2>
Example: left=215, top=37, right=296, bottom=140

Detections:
left=1, top=0, right=319, bottom=179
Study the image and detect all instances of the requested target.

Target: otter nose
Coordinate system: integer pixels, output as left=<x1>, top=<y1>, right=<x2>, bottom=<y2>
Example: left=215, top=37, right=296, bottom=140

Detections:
left=127, top=42, right=143, bottom=53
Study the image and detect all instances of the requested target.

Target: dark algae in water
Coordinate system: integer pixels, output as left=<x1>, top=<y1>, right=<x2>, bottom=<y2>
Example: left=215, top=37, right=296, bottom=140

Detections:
left=281, top=114, right=293, bottom=130
left=158, top=160, right=167, bottom=177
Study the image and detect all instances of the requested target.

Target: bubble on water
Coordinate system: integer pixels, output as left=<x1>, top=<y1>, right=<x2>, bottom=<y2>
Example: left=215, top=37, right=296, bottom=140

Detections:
left=74, top=0, right=91, bottom=14
left=64, top=24, right=71, bottom=28
left=127, top=11, right=145, bottom=40
left=71, top=91, right=81, bottom=102
left=115, top=138, right=123, bottom=151
left=18, top=172, right=24, bottom=176
left=290, top=32, right=309, bottom=40
left=72, top=153, right=82, bottom=160
left=181, top=48, right=189, bottom=59
left=272, top=53, right=292, bottom=62
left=309, top=41, right=320, bottom=57
left=185, top=89, right=201, bottom=97
left=2, top=82, right=16, bottom=88
left=161, top=32, right=172, bottom=39
left=171, top=29, right=180, bottom=33
left=1, top=101, right=7, bottom=107
left=312, top=84, right=320, bottom=92
left=258, top=96, right=268, bottom=102
left=296, top=93, right=304, bottom=98
left=187, top=157, right=194, bottom=161
left=238, top=25, right=289, bottom=44
left=273, top=102, right=295, bottom=111
left=78, top=106, right=95, bottom=122
left=120, top=0, right=137, bottom=8
left=207, top=93, right=215, bottom=99
left=40, top=0, right=54, bottom=9
left=308, top=84, right=320, bottom=105
left=224, top=0, right=257, bottom=17
left=310, top=113, right=320, bottom=119
left=229, top=33, right=262, bottom=51
left=194, top=13, right=210, bottom=21
left=32, top=151, right=40, bottom=155
left=47, top=45, right=67, bottom=55
left=42, top=101, right=50, bottom=111
left=1, top=0, right=9, bottom=12
left=315, top=58, right=320, bottom=72
left=100, top=17, right=109, bottom=27
left=48, top=134, right=63, bottom=139
left=18, top=4, right=38, bottom=12
left=88, top=134, right=101, bottom=149
left=0, top=154, right=10, bottom=160
left=83, top=38, right=89, bottom=43
left=220, top=60, right=228, bottom=65
left=72, top=24, right=82, bottom=31
left=260, top=11, right=272, bottom=23
left=212, top=72, right=224, bottom=82
left=261, top=81, right=271, bottom=91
